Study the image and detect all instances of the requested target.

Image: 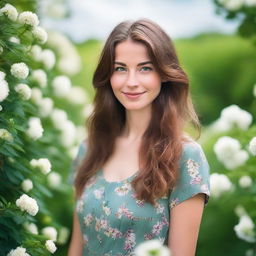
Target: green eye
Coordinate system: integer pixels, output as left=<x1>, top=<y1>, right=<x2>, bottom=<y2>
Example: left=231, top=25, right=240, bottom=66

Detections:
left=141, top=66, right=152, bottom=71
left=115, top=67, right=126, bottom=72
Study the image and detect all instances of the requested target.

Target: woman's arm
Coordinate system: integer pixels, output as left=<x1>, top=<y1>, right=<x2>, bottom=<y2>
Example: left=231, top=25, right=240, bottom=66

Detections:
left=168, top=193, right=205, bottom=256
left=68, top=210, right=84, bottom=256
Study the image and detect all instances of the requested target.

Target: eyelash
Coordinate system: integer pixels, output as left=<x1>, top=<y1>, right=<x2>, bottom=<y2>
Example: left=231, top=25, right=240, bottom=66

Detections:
left=114, top=66, right=153, bottom=72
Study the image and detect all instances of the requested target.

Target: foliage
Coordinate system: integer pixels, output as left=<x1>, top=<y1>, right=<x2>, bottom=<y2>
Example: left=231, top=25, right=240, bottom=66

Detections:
left=0, top=1, right=88, bottom=255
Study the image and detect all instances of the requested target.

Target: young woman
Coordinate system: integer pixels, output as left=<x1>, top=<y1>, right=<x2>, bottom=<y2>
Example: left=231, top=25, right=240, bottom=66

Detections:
left=68, top=18, right=210, bottom=256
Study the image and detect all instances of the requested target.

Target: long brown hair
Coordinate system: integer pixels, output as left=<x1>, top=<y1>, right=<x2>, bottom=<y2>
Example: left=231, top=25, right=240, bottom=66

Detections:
left=75, top=18, right=200, bottom=204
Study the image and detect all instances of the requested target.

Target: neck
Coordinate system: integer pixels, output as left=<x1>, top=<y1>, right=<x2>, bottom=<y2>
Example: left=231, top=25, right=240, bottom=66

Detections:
left=121, top=106, right=152, bottom=142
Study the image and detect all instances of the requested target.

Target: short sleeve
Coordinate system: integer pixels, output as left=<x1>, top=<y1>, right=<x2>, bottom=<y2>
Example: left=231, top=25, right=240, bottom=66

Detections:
left=67, top=140, right=87, bottom=185
left=169, top=141, right=210, bottom=209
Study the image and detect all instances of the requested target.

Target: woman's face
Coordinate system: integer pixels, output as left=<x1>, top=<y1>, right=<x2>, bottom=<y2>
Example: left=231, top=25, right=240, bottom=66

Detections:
left=110, top=39, right=162, bottom=112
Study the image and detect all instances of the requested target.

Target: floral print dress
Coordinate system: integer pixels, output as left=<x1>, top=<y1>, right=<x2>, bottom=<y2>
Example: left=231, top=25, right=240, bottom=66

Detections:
left=68, top=140, right=210, bottom=256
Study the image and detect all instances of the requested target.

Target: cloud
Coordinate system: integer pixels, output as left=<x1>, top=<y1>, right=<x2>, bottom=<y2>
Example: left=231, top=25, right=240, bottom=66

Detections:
left=41, top=0, right=239, bottom=43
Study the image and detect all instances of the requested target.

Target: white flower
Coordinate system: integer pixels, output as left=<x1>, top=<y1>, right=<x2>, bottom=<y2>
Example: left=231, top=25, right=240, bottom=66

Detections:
left=21, top=179, right=33, bottom=192
left=31, top=69, right=47, bottom=88
left=45, top=240, right=57, bottom=253
left=30, top=87, right=43, bottom=103
left=50, top=108, right=68, bottom=129
left=14, top=83, right=31, bottom=100
left=68, top=145, right=79, bottom=159
left=52, top=75, right=71, bottom=97
left=16, top=194, right=39, bottom=216
left=9, top=36, right=20, bottom=44
left=0, top=128, right=13, bottom=142
left=41, top=49, right=55, bottom=69
left=18, top=11, right=39, bottom=26
left=47, top=172, right=62, bottom=188
left=220, top=105, right=253, bottom=130
left=134, top=239, right=171, bottom=256
left=214, top=136, right=249, bottom=169
left=0, top=79, right=9, bottom=102
left=24, top=222, right=38, bottom=235
left=210, top=173, right=233, bottom=198
left=253, top=84, right=256, bottom=97
left=0, top=4, right=18, bottom=21
left=7, top=246, right=31, bottom=256
left=60, top=120, right=76, bottom=147
left=32, top=26, right=48, bottom=44
left=42, top=226, right=58, bottom=241
left=234, top=205, right=247, bottom=217
left=82, top=104, right=94, bottom=118
left=245, top=249, right=254, bottom=256
left=47, top=31, right=81, bottom=75
left=38, top=97, right=54, bottom=117
left=30, top=158, right=51, bottom=175
left=75, top=125, right=87, bottom=145
left=249, top=137, right=256, bottom=156
left=0, top=71, right=6, bottom=80
left=224, top=0, right=244, bottom=10
left=209, top=118, right=232, bottom=132
left=244, top=0, right=256, bottom=6
left=11, top=62, right=29, bottom=79
left=239, top=176, right=252, bottom=188
left=57, top=56, right=81, bottom=76
left=26, top=117, right=43, bottom=140
left=234, top=215, right=256, bottom=243
left=66, top=86, right=88, bottom=104
left=45, top=2, right=67, bottom=19
left=58, top=227, right=70, bottom=245
left=30, top=45, right=42, bottom=61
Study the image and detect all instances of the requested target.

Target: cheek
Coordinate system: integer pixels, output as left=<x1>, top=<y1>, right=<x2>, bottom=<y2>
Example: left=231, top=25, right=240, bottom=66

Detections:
left=110, top=75, right=125, bottom=90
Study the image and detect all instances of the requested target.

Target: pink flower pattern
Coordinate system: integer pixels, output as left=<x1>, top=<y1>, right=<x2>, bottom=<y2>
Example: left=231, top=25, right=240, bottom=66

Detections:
left=73, top=140, right=210, bottom=255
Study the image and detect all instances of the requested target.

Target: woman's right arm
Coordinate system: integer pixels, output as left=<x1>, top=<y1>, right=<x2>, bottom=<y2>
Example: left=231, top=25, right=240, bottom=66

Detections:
left=68, top=210, right=83, bottom=256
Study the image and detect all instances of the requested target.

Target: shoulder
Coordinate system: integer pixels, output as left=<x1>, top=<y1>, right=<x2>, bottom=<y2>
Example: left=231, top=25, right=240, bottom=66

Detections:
left=179, top=137, right=209, bottom=172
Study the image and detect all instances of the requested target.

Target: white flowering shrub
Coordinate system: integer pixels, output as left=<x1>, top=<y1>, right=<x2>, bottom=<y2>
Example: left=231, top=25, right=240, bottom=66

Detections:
left=201, top=102, right=256, bottom=253
left=209, top=1, right=256, bottom=254
left=0, top=1, right=88, bottom=255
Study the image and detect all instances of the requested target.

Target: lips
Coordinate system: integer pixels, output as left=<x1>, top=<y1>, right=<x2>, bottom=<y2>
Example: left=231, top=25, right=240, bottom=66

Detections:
left=123, top=92, right=145, bottom=95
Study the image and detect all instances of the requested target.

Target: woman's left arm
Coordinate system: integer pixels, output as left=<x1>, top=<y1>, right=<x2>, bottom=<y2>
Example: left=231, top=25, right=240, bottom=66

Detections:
left=168, top=193, right=205, bottom=256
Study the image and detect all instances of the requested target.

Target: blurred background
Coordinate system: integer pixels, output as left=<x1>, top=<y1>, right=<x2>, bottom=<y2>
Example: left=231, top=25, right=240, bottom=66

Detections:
left=1, top=0, right=256, bottom=255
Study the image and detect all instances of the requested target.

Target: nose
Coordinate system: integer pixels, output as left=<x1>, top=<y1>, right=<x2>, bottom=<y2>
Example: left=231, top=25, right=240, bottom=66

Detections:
left=126, top=70, right=139, bottom=87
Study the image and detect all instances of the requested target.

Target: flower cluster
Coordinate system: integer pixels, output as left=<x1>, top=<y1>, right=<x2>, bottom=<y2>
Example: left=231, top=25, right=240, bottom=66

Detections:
left=0, top=3, right=18, bottom=21
left=14, top=83, right=31, bottom=100
left=26, top=117, right=44, bottom=140
left=45, top=240, right=57, bottom=253
left=16, top=194, right=39, bottom=216
left=42, top=226, right=58, bottom=241
left=11, top=62, right=29, bottom=79
left=0, top=72, right=9, bottom=102
left=7, top=246, right=30, bottom=256
left=30, top=158, right=52, bottom=175
left=21, top=179, right=33, bottom=192
left=211, top=105, right=252, bottom=132
left=0, top=128, right=13, bottom=142
left=234, top=214, right=256, bottom=243
left=134, top=239, right=171, bottom=256
left=214, top=136, right=249, bottom=170
left=217, top=0, right=256, bottom=11
left=210, top=173, right=233, bottom=198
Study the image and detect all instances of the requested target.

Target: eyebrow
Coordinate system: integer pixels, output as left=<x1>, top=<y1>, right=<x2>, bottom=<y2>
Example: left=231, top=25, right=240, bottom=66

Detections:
left=114, top=61, right=153, bottom=66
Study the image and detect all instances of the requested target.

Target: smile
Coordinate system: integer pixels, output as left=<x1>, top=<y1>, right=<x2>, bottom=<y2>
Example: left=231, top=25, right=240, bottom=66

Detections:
left=122, top=92, right=146, bottom=99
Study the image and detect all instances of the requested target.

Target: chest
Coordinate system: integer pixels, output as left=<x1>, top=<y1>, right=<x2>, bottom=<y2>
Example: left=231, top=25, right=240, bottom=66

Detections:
left=102, top=139, right=140, bottom=182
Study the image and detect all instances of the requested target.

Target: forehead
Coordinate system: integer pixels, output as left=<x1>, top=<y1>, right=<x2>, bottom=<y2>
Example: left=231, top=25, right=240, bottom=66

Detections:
left=114, top=39, right=150, bottom=62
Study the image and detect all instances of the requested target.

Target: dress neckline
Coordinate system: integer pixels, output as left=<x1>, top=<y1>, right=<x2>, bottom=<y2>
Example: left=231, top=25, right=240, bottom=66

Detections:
left=98, top=169, right=139, bottom=184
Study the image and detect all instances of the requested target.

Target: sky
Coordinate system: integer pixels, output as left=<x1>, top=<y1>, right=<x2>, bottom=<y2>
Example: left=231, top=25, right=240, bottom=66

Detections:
left=41, top=0, right=239, bottom=43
